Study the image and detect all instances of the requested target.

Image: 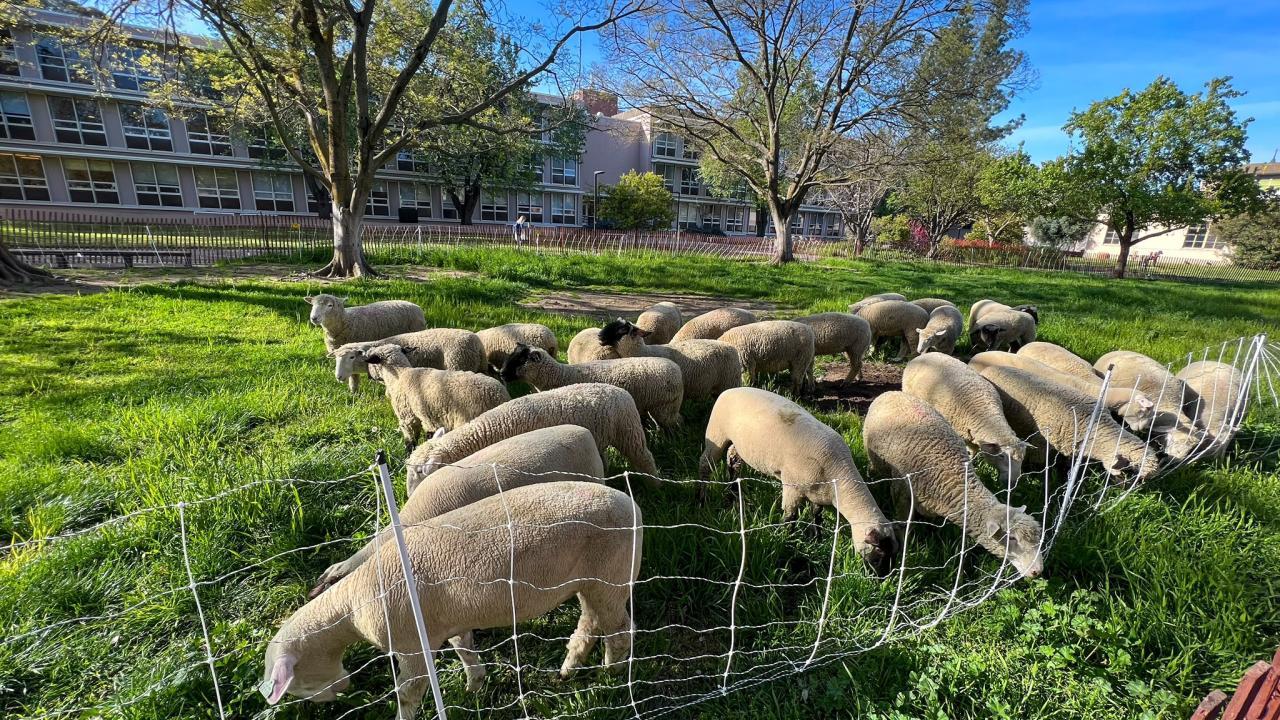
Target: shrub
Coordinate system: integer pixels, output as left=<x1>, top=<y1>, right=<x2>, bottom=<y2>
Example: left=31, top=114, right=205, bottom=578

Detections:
left=598, top=171, right=677, bottom=230
left=1216, top=201, right=1280, bottom=271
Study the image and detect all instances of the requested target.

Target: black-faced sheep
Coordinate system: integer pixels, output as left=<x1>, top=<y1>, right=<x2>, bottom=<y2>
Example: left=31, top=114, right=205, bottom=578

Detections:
left=598, top=318, right=742, bottom=401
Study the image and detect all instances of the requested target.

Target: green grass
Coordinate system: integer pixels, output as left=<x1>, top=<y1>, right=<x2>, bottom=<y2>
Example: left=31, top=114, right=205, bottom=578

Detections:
left=1, top=248, right=1278, bottom=720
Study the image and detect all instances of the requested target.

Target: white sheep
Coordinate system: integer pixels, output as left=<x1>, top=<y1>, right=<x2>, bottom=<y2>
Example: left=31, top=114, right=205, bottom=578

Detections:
left=698, top=387, right=898, bottom=574
left=670, top=307, right=757, bottom=342
left=567, top=327, right=621, bottom=364
left=305, top=294, right=426, bottom=352
left=598, top=318, right=742, bottom=401
left=970, top=351, right=1156, bottom=433
left=331, top=328, right=487, bottom=392
left=405, top=382, right=658, bottom=492
left=261, top=482, right=641, bottom=717
left=1017, top=342, right=1099, bottom=382
left=475, top=323, right=559, bottom=372
left=911, top=297, right=956, bottom=314
left=717, top=320, right=817, bottom=395
left=793, top=312, right=872, bottom=381
left=1094, top=350, right=1210, bottom=460
left=972, top=308, right=1037, bottom=352
left=967, top=298, right=1009, bottom=330
left=1177, top=360, right=1245, bottom=458
left=362, top=344, right=510, bottom=450
left=977, top=364, right=1161, bottom=481
left=862, top=391, right=1044, bottom=579
left=852, top=299, right=929, bottom=361
left=915, top=304, right=965, bottom=356
left=500, top=343, right=684, bottom=428
left=901, top=353, right=1027, bottom=486
left=309, top=425, right=606, bottom=601
left=635, top=302, right=682, bottom=344
left=849, top=292, right=906, bottom=314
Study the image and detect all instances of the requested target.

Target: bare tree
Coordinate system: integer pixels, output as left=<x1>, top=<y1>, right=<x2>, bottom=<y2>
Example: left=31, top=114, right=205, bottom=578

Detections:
left=824, top=134, right=904, bottom=254
left=601, top=0, right=988, bottom=263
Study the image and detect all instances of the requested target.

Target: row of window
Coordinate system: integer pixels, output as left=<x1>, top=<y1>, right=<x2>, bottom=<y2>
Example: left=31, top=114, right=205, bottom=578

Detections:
left=653, top=131, right=700, bottom=161
left=1, top=30, right=167, bottom=92
left=1102, top=224, right=1222, bottom=249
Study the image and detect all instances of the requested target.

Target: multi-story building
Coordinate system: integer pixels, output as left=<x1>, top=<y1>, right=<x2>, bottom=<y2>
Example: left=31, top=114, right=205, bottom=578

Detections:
left=0, top=4, right=841, bottom=237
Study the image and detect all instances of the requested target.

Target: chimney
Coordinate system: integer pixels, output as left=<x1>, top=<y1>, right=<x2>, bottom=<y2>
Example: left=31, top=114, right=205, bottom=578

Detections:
left=573, top=89, right=618, bottom=118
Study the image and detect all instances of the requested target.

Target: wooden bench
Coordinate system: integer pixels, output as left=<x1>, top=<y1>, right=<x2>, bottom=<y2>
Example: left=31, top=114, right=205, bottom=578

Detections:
left=1193, top=648, right=1280, bottom=720
left=12, top=248, right=193, bottom=268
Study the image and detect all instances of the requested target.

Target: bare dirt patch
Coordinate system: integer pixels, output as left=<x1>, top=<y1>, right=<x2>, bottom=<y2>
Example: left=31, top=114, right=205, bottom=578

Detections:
left=523, top=290, right=779, bottom=320
left=811, top=360, right=903, bottom=415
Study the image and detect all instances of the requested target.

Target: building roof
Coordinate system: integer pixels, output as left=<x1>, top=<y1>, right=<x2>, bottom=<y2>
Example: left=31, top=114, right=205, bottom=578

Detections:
left=1246, top=162, right=1280, bottom=178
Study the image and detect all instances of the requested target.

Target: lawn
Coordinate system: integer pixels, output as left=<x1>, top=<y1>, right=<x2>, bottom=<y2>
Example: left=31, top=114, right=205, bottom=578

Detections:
left=1, top=247, right=1278, bottom=720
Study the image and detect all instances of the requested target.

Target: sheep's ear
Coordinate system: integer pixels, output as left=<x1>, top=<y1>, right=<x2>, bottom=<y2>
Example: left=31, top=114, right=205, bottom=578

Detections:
left=1137, top=397, right=1155, bottom=410
left=985, top=519, right=1001, bottom=537
left=431, top=427, right=447, bottom=440
left=978, top=441, right=1001, bottom=455
left=262, top=653, right=297, bottom=704
left=1013, top=505, right=1027, bottom=514
left=364, top=354, right=383, bottom=365
left=304, top=296, right=315, bottom=304
left=338, top=296, right=348, bottom=304
left=935, top=329, right=947, bottom=337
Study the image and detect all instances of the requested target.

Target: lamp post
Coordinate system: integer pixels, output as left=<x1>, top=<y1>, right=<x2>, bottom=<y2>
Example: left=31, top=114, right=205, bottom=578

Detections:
left=592, top=170, right=604, bottom=230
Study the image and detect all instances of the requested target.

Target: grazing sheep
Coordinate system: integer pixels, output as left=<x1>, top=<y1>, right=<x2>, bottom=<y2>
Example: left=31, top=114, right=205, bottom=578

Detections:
left=849, top=292, right=906, bottom=314
left=475, top=323, right=558, bottom=372
left=306, top=294, right=426, bottom=352
left=406, top=382, right=658, bottom=493
left=912, top=297, right=956, bottom=314
left=500, top=343, right=684, bottom=428
left=1017, top=342, right=1099, bottom=382
left=970, top=351, right=1156, bottom=433
left=793, top=312, right=872, bottom=381
left=901, top=353, right=1027, bottom=486
left=852, top=300, right=929, bottom=361
left=310, top=425, right=606, bottom=600
left=598, top=319, right=742, bottom=401
left=635, top=302, right=682, bottom=345
left=1094, top=350, right=1203, bottom=422
left=699, top=387, right=898, bottom=574
left=568, top=327, right=620, bottom=364
left=670, top=307, right=757, bottom=342
left=915, top=304, right=965, bottom=356
left=262, top=482, right=641, bottom=715
left=1177, top=360, right=1246, bottom=458
left=332, top=328, right=487, bottom=392
left=717, top=320, right=817, bottom=394
left=977, top=364, right=1161, bottom=481
left=968, top=299, right=1010, bottom=330
left=1012, top=304, right=1040, bottom=325
left=362, top=344, right=510, bottom=449
left=972, top=308, right=1037, bottom=352
left=863, top=391, right=1044, bottom=579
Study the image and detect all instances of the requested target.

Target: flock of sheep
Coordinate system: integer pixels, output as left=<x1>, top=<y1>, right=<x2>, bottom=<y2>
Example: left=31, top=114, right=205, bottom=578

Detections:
left=259, top=291, right=1246, bottom=717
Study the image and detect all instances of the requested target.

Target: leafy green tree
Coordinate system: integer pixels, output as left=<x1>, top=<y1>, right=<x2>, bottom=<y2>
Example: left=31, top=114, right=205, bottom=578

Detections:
left=1217, top=193, right=1280, bottom=270
left=975, top=148, right=1045, bottom=243
left=892, top=145, right=993, bottom=255
left=1044, top=77, right=1262, bottom=278
left=1028, top=216, right=1096, bottom=249
left=598, top=171, right=676, bottom=230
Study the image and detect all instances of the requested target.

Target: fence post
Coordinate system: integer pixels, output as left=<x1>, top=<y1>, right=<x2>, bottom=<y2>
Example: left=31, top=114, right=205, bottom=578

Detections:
left=373, top=450, right=448, bottom=720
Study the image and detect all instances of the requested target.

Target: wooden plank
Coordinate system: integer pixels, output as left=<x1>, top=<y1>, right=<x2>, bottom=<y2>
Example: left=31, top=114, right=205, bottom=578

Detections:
left=1221, top=663, right=1273, bottom=720
left=1247, top=667, right=1279, bottom=720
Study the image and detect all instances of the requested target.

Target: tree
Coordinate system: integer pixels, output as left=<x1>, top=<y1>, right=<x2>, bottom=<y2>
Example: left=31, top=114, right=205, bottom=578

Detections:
left=88, top=0, right=643, bottom=277
left=1217, top=193, right=1280, bottom=270
left=1028, top=216, right=1095, bottom=249
left=818, top=134, right=903, bottom=255
left=602, top=0, right=1026, bottom=264
left=974, top=148, right=1045, bottom=243
left=598, top=171, right=676, bottom=230
left=1044, top=77, right=1262, bottom=278
left=892, top=146, right=991, bottom=255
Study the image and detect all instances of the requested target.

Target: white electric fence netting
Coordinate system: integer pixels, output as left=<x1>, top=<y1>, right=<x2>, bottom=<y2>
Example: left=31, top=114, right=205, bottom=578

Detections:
left=1, top=333, right=1275, bottom=720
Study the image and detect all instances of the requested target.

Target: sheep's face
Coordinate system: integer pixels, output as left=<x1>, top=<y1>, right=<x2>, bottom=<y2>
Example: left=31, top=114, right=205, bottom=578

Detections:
left=1161, top=425, right=1213, bottom=463
left=978, top=441, right=1027, bottom=484
left=598, top=318, right=649, bottom=357
left=856, top=524, right=899, bottom=577
left=1117, top=395, right=1156, bottom=433
left=260, top=642, right=349, bottom=705
left=306, top=294, right=346, bottom=327
left=916, top=327, right=950, bottom=355
left=332, top=348, right=367, bottom=383
left=985, top=508, right=1043, bottom=579
left=499, top=343, right=545, bottom=382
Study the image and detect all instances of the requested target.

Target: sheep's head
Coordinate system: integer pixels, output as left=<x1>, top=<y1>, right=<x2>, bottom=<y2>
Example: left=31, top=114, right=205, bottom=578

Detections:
left=984, top=506, right=1044, bottom=579
left=1116, top=394, right=1156, bottom=433
left=598, top=317, right=649, bottom=355
left=1012, top=304, right=1039, bottom=324
left=856, top=523, right=899, bottom=577
left=978, top=323, right=1007, bottom=350
left=362, top=344, right=411, bottom=380
left=977, top=440, right=1028, bottom=484
left=331, top=346, right=367, bottom=384
left=305, top=294, right=347, bottom=327
left=916, top=326, right=950, bottom=355
left=1104, top=444, right=1162, bottom=483
left=499, top=342, right=540, bottom=382
left=260, top=628, right=350, bottom=705
left=405, top=428, right=448, bottom=495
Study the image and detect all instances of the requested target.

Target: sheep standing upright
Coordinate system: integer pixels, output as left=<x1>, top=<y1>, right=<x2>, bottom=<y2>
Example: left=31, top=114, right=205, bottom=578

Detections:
left=967, top=299, right=1010, bottom=330
left=699, top=387, right=898, bottom=574
left=305, top=294, right=426, bottom=352
left=475, top=323, right=559, bottom=372
left=598, top=318, right=742, bottom=401
left=363, top=344, right=510, bottom=449
left=262, top=482, right=642, bottom=716
left=717, top=320, right=816, bottom=394
left=972, top=308, right=1037, bottom=352
left=862, top=391, right=1045, bottom=579
left=915, top=304, right=965, bottom=356
left=670, top=307, right=757, bottom=342
left=635, top=302, right=682, bottom=344
left=331, top=328, right=487, bottom=392
left=568, top=327, right=620, bottom=363
left=852, top=299, right=929, bottom=361
left=794, top=312, right=872, bottom=381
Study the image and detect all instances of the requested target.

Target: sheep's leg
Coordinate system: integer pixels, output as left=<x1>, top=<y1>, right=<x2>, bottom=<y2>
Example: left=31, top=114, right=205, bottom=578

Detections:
left=697, top=430, right=732, bottom=503
left=401, top=418, right=422, bottom=453
left=780, top=479, right=804, bottom=526
left=614, top=422, right=660, bottom=489
left=392, top=650, right=429, bottom=720
left=888, top=478, right=913, bottom=547
left=449, top=632, right=486, bottom=692
left=723, top=445, right=744, bottom=507
left=560, top=593, right=600, bottom=677
left=347, top=374, right=360, bottom=393
left=579, top=587, right=632, bottom=671
left=655, top=401, right=683, bottom=431
left=844, top=349, right=862, bottom=382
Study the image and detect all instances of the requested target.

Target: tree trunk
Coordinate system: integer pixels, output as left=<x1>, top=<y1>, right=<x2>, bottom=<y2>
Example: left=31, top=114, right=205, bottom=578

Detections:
left=755, top=204, right=767, bottom=237
left=451, top=187, right=481, bottom=226
left=314, top=204, right=374, bottom=278
left=768, top=205, right=794, bottom=264
left=0, top=242, right=52, bottom=286
left=1114, top=234, right=1133, bottom=279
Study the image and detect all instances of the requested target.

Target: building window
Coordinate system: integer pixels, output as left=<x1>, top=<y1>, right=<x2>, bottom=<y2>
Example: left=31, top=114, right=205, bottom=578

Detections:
left=49, top=98, right=107, bottom=146
left=549, top=193, right=576, bottom=224
left=725, top=207, right=744, bottom=233
left=441, top=195, right=459, bottom=220
left=702, top=205, right=721, bottom=231
left=63, top=158, right=119, bottom=204
left=681, top=142, right=700, bottom=161
left=131, top=163, right=183, bottom=207
left=187, top=111, right=233, bottom=156
left=658, top=164, right=677, bottom=192
left=516, top=191, right=543, bottom=223
left=825, top=217, right=841, bottom=237
left=789, top=215, right=803, bottom=234
left=396, top=149, right=429, bottom=173
left=111, top=45, right=162, bottom=92
left=254, top=173, right=295, bottom=212
left=37, top=36, right=92, bottom=84
left=1, top=29, right=19, bottom=76
left=366, top=181, right=389, bottom=216
left=550, top=157, right=577, bottom=186
left=0, top=153, right=50, bottom=201
left=679, top=167, right=699, bottom=196
left=248, top=127, right=286, bottom=160
left=677, top=203, right=701, bottom=230
left=398, top=183, right=432, bottom=218
left=0, top=93, right=35, bottom=141
left=1182, top=223, right=1221, bottom=249
left=195, top=168, right=240, bottom=209
left=525, top=154, right=543, bottom=182
left=120, top=103, right=172, bottom=151
left=481, top=192, right=508, bottom=222
left=1103, top=228, right=1120, bottom=245
left=654, top=132, right=677, bottom=158
left=582, top=197, right=595, bottom=228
